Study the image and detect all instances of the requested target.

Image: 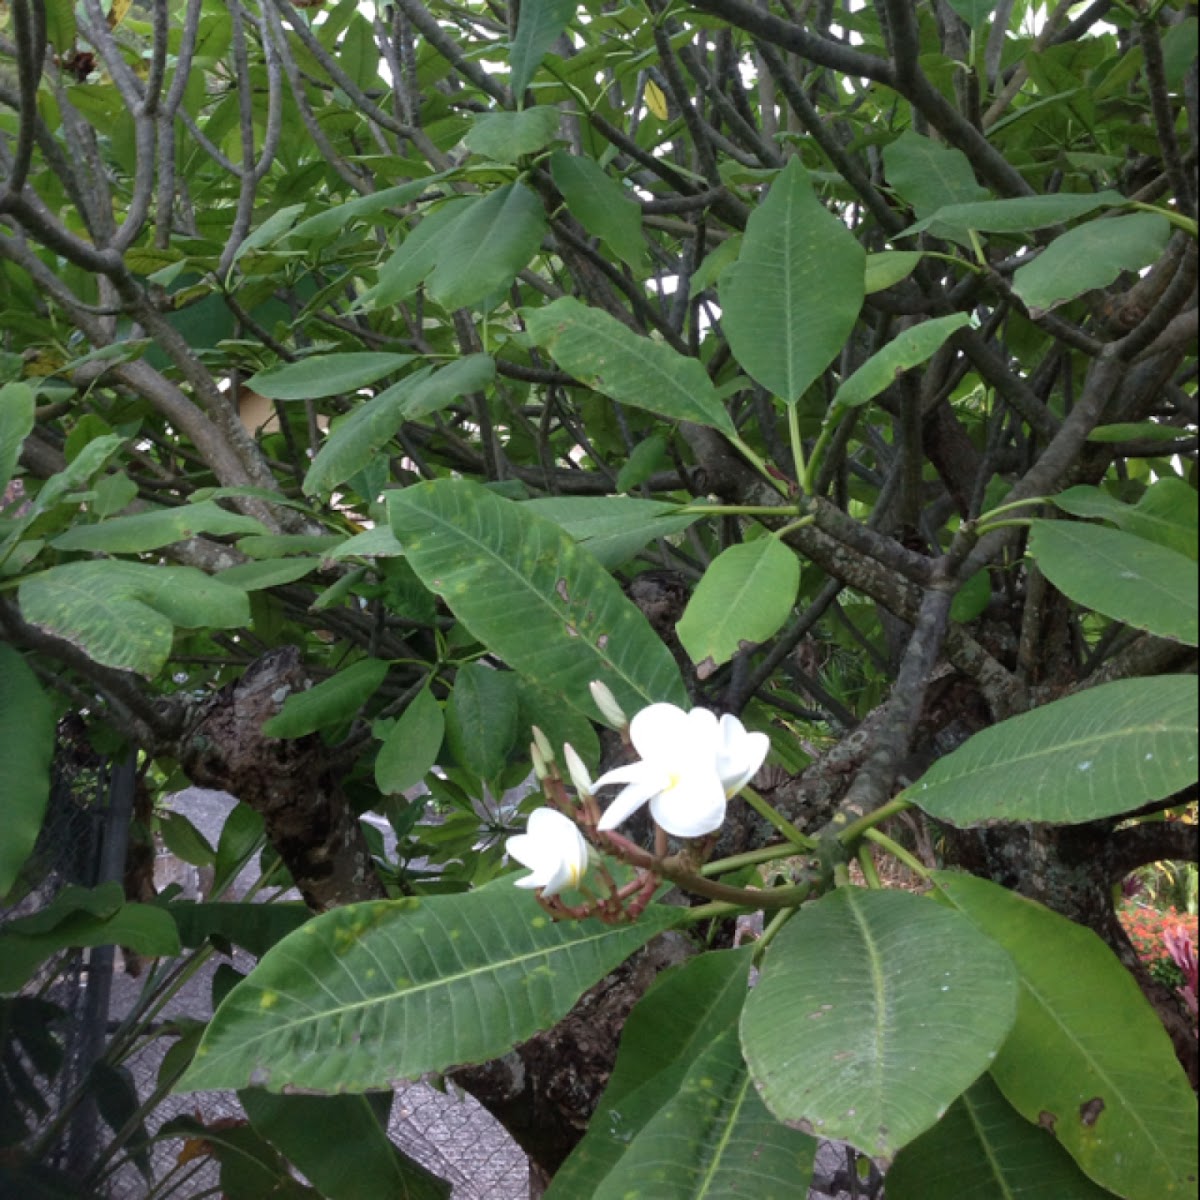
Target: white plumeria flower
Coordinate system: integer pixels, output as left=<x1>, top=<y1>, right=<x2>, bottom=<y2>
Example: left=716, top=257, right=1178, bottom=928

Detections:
left=506, top=808, right=590, bottom=896
left=593, top=703, right=770, bottom=839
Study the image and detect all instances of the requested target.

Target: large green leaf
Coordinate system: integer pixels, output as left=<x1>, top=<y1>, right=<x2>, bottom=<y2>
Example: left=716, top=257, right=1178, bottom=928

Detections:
left=1013, top=213, right=1171, bottom=316
left=887, top=1074, right=1117, bottom=1200
left=740, top=887, right=1018, bottom=1162
left=522, top=496, right=700, bottom=569
left=1053, top=479, right=1198, bottom=561
left=0, top=380, right=35, bottom=493
left=592, top=1028, right=816, bottom=1199
left=550, top=151, right=646, bottom=269
left=248, top=354, right=415, bottom=401
left=177, top=883, right=680, bottom=1093
left=882, top=131, right=990, bottom=218
left=932, top=873, right=1199, bottom=1200
left=445, top=661, right=519, bottom=781
left=719, top=157, right=865, bottom=404
left=241, top=1090, right=449, bottom=1200
left=549, top=949, right=757, bottom=1197
left=389, top=480, right=687, bottom=719
left=905, top=191, right=1128, bottom=243
left=524, top=297, right=735, bottom=434
left=945, top=0, right=1003, bottom=27
left=168, top=902, right=310, bottom=958
left=50, top=500, right=266, bottom=552
left=303, top=356, right=495, bottom=496
left=261, top=659, right=390, bottom=739
left=510, top=0, right=576, bottom=98
left=0, top=646, right=55, bottom=897
left=358, top=200, right=477, bottom=310
left=18, top=561, right=250, bottom=677
left=676, top=537, right=800, bottom=675
left=832, top=314, right=970, bottom=411
left=375, top=686, right=444, bottom=796
left=906, top=676, right=1197, bottom=826
left=284, top=175, right=452, bottom=244
left=864, top=250, right=923, bottom=295
left=464, top=107, right=561, bottom=163
left=426, top=183, right=547, bottom=310
left=1028, top=521, right=1198, bottom=646
left=1, top=883, right=180, bottom=993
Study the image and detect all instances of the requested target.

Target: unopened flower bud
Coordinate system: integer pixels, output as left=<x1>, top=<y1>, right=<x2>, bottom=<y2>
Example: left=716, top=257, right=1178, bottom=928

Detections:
left=530, top=740, right=550, bottom=781
left=589, top=680, right=628, bottom=730
left=562, top=743, right=594, bottom=797
left=531, top=725, right=555, bottom=767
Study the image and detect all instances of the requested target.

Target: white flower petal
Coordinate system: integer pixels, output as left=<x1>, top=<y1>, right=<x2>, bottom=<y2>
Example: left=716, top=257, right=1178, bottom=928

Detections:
left=716, top=714, right=770, bottom=796
left=629, top=703, right=697, bottom=762
left=596, top=770, right=667, bottom=831
left=651, top=769, right=727, bottom=838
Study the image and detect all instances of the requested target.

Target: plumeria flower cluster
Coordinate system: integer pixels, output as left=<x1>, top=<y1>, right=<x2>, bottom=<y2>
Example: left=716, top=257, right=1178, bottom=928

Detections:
left=505, top=686, right=770, bottom=917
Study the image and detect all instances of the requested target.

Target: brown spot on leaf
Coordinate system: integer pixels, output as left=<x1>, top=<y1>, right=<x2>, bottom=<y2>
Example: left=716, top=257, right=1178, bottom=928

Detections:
left=556, top=578, right=570, bottom=604
left=565, top=624, right=579, bottom=638
left=597, top=634, right=608, bottom=649
left=696, top=656, right=717, bottom=680
left=1038, top=1110, right=1057, bottom=1133
left=1079, top=1097, right=1105, bottom=1127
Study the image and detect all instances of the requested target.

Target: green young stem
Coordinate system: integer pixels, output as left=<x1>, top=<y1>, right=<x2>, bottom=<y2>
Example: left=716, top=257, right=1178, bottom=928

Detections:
left=740, top=785, right=818, bottom=851
left=700, top=840, right=797, bottom=876
left=802, top=413, right=839, bottom=494
left=974, top=494, right=1048, bottom=523
left=728, top=431, right=790, bottom=495
left=1130, top=200, right=1199, bottom=238
left=863, top=827, right=931, bottom=879
left=787, top=400, right=806, bottom=488
left=972, top=516, right=1033, bottom=537
left=679, top=503, right=798, bottom=517
left=752, top=905, right=798, bottom=965
left=836, top=795, right=915, bottom=846
left=772, top=514, right=816, bottom=540
left=857, top=843, right=883, bottom=888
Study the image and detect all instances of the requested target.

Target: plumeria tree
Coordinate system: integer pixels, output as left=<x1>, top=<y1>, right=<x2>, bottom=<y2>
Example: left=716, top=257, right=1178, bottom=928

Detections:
left=1, top=0, right=1198, bottom=1195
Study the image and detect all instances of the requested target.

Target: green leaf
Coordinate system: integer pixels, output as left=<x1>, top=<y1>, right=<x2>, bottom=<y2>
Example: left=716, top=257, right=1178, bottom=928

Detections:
left=945, top=0, right=1002, bottom=28
left=330, top=526, right=407, bottom=560
left=1013, top=214, right=1171, bottom=316
left=832, top=314, right=971, bottom=411
left=522, top=496, right=700, bottom=570
left=446, top=662, right=519, bottom=781
left=510, top=0, right=576, bottom=98
left=905, top=676, right=1199, bottom=826
left=1, top=884, right=180, bottom=993
left=0, top=646, right=55, bottom=897
left=688, top=235, right=742, bottom=299
left=50, top=500, right=267, bottom=552
left=157, top=810, right=216, bottom=868
left=523, top=297, right=735, bottom=435
left=1087, top=421, right=1188, bottom=444
left=29, top=433, right=125, bottom=515
left=18, top=562, right=250, bottom=678
left=390, top=480, right=687, bottom=720
left=241, top=1090, right=449, bottom=1200
left=1053, top=479, right=1198, bottom=561
left=740, top=888, right=1018, bottom=1162
left=216, top=558, right=324, bottom=590
left=1028, top=521, right=1198, bottom=646
left=883, top=131, right=990, bottom=219
left=887, top=1074, right=1117, bottom=1200
left=615, top=433, right=668, bottom=494
left=676, top=538, right=800, bottom=675
left=177, top=883, right=681, bottom=1093
left=426, top=183, right=547, bottom=310
left=0, top=381, right=35, bottom=493
left=904, top=191, right=1128, bottom=244
left=283, top=174, right=453, bottom=243
left=358, top=200, right=476, bottom=310
left=169, top=902, right=310, bottom=958
left=592, top=1027, right=816, bottom=1199
left=550, top=151, right=646, bottom=270
left=950, top=569, right=991, bottom=624
left=864, top=251, right=923, bottom=295
left=43, top=0, right=77, bottom=53
left=932, top=872, right=1199, bottom=1200
left=303, top=356, right=495, bottom=496
left=515, top=678, right=600, bottom=772
left=212, top=803, right=266, bottom=897
left=228, top=204, right=308, bottom=272
left=247, top=354, right=415, bottom=401
left=720, top=158, right=865, bottom=404
left=261, top=659, right=389, bottom=739
left=237, top=534, right=344, bottom=560
left=375, top=686, right=444, bottom=795
left=465, top=107, right=561, bottom=163
left=547, top=949, right=758, bottom=1198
